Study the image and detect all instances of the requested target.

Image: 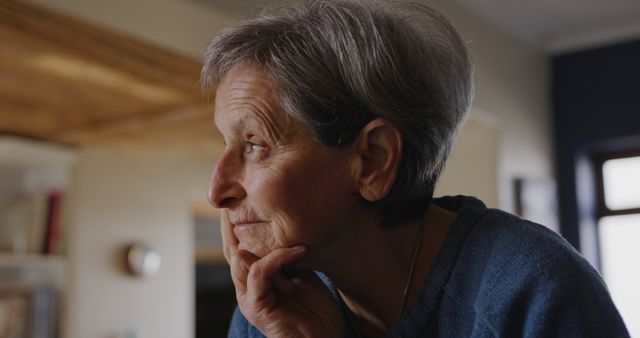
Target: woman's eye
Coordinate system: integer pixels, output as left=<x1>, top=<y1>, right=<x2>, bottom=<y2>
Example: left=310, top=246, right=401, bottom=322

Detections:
left=245, top=142, right=266, bottom=155
left=249, top=143, right=261, bottom=152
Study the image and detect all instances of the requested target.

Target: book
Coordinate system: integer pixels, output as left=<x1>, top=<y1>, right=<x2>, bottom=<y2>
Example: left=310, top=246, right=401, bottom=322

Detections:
left=0, top=285, right=32, bottom=338
left=0, top=192, right=49, bottom=255
left=42, top=191, right=62, bottom=255
left=0, top=285, right=60, bottom=338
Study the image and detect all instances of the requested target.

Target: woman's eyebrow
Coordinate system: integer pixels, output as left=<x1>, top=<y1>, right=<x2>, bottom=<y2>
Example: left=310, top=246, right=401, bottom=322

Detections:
left=241, top=111, right=291, bottom=144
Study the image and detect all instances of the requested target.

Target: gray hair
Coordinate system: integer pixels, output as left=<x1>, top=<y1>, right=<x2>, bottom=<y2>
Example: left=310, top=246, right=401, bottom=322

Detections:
left=202, top=0, right=474, bottom=221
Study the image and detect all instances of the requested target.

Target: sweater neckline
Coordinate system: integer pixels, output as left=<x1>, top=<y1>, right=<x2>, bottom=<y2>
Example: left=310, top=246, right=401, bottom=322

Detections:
left=384, top=195, right=486, bottom=337
left=317, top=195, right=486, bottom=337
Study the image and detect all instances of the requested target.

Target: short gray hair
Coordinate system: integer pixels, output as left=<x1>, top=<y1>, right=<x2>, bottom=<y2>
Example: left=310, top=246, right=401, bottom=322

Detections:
left=202, top=0, right=474, bottom=221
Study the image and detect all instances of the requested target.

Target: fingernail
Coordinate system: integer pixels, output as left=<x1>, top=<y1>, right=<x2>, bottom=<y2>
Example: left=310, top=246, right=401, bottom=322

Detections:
left=230, top=254, right=237, bottom=265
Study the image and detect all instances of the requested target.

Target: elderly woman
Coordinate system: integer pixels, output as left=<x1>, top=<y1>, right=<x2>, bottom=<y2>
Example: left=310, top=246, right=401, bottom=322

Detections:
left=202, top=0, right=629, bottom=337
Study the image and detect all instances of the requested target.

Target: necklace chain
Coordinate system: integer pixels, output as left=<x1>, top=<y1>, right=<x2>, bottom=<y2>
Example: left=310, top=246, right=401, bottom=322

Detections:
left=396, top=215, right=425, bottom=323
left=340, top=215, right=425, bottom=338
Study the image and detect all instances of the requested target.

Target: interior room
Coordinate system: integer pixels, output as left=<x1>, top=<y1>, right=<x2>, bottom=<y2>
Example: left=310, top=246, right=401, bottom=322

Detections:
left=1, top=0, right=638, bottom=337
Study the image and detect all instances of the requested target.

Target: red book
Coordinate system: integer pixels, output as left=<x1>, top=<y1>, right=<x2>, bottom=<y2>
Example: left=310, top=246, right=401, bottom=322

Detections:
left=42, top=191, right=62, bottom=255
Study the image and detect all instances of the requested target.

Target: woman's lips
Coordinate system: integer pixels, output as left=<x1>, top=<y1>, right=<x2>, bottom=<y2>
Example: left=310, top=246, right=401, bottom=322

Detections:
left=232, top=220, right=267, bottom=231
left=232, top=221, right=268, bottom=247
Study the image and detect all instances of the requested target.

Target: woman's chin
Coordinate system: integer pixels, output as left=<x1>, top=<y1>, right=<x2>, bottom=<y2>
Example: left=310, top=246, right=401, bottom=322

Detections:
left=238, top=241, right=273, bottom=258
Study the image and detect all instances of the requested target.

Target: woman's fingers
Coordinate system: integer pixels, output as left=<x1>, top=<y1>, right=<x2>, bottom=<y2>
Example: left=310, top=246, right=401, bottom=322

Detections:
left=230, top=250, right=259, bottom=297
left=231, top=247, right=305, bottom=311
left=246, top=246, right=307, bottom=305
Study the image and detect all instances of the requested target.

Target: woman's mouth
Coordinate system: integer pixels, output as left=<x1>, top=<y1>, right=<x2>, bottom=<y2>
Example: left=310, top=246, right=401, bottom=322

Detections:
left=232, top=220, right=268, bottom=239
left=232, top=220, right=265, bottom=228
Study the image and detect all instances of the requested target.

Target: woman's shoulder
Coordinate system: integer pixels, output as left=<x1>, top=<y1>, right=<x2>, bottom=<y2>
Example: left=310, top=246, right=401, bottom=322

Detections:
left=466, top=199, right=588, bottom=280
left=436, top=195, right=587, bottom=277
left=443, top=195, right=597, bottom=288
left=435, top=196, right=628, bottom=336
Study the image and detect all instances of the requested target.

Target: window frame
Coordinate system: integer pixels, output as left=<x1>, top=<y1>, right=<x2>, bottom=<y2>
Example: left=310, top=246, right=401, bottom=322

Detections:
left=594, top=149, right=640, bottom=218
left=592, top=149, right=640, bottom=334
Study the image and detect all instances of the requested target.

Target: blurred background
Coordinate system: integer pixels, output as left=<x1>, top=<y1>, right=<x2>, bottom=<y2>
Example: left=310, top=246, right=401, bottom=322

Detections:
left=0, top=0, right=639, bottom=337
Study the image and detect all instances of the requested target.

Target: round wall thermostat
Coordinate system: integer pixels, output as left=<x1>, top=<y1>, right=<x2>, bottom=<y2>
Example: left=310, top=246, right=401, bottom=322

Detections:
left=126, top=243, right=161, bottom=277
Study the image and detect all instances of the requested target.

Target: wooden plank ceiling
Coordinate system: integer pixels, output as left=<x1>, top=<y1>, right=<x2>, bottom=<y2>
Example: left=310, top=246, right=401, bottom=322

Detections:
left=0, top=0, right=220, bottom=154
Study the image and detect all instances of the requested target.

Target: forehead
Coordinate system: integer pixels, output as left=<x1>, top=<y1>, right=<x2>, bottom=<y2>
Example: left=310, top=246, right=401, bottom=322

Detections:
left=215, top=65, right=276, bottom=107
left=213, top=65, right=294, bottom=137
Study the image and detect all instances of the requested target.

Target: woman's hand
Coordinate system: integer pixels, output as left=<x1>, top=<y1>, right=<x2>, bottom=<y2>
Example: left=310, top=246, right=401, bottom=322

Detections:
left=221, top=211, right=346, bottom=338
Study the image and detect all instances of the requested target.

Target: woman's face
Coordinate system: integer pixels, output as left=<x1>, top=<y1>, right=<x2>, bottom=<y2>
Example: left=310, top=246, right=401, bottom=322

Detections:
left=208, top=65, right=358, bottom=260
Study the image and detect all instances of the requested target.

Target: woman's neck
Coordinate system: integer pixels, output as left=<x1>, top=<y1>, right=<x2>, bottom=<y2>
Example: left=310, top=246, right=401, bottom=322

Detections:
left=318, top=204, right=456, bottom=337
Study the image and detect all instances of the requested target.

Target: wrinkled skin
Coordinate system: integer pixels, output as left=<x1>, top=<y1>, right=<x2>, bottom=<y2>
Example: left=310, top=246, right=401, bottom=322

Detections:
left=209, top=65, right=352, bottom=337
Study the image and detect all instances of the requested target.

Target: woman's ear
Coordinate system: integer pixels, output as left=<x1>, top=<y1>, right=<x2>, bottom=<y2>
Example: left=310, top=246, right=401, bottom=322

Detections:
left=350, top=118, right=403, bottom=202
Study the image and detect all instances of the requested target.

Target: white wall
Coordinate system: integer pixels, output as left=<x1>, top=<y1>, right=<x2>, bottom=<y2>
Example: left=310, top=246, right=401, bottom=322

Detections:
left=433, top=0, right=553, bottom=211
left=436, top=112, right=500, bottom=208
left=65, top=148, right=213, bottom=338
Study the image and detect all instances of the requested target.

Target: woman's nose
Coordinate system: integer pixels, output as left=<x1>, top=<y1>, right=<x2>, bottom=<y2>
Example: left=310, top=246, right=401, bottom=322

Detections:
left=208, top=152, right=246, bottom=208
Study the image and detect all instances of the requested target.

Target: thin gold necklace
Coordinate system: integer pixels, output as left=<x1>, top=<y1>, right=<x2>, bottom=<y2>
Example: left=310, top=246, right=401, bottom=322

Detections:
left=341, top=216, right=425, bottom=338
left=396, top=215, right=425, bottom=323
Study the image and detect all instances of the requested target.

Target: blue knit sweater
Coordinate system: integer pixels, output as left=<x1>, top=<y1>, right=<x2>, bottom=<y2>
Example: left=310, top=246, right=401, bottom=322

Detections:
left=227, top=196, right=629, bottom=337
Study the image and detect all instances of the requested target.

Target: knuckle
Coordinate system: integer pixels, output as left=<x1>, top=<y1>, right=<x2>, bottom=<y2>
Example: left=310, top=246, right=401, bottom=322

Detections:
left=248, top=263, right=264, bottom=280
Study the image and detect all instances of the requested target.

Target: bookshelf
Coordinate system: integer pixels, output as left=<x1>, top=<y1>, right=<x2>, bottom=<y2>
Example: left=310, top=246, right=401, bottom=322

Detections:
left=0, top=254, right=65, bottom=287
left=0, top=136, right=74, bottom=337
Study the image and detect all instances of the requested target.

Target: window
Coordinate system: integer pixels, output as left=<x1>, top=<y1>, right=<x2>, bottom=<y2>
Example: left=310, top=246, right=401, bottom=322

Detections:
left=596, top=152, right=640, bottom=335
left=602, top=156, right=640, bottom=210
